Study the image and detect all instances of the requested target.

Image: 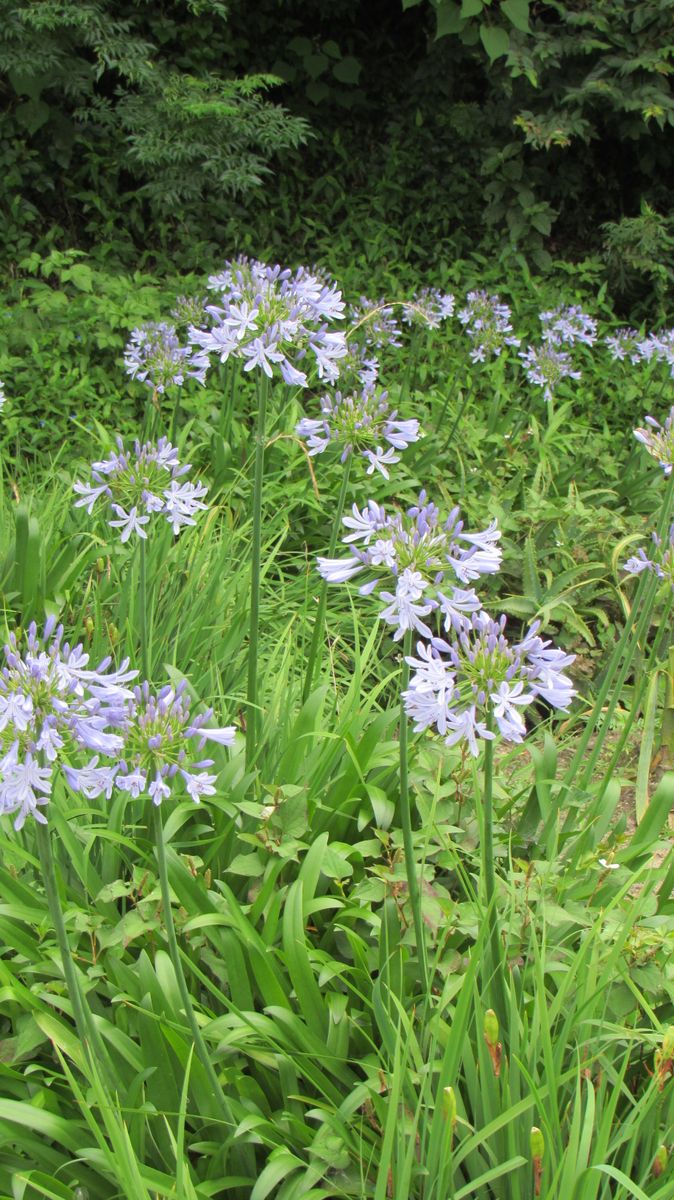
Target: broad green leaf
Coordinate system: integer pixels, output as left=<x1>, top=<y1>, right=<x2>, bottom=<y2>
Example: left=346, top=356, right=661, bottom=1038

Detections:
left=461, top=0, right=483, bottom=16
left=501, top=0, right=530, bottom=33
left=435, top=1, right=463, bottom=38
left=480, top=23, right=510, bottom=61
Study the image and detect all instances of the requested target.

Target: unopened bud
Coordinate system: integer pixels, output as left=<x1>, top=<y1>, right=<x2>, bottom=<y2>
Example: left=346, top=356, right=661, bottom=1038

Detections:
left=96, top=557, right=105, bottom=575
left=484, top=1008, right=502, bottom=1076
left=442, top=1086, right=457, bottom=1128
left=84, top=615, right=94, bottom=638
left=484, top=1009, right=499, bottom=1047
left=655, top=1028, right=674, bottom=1089
left=530, top=1127, right=545, bottom=1160
left=531, top=1126, right=544, bottom=1196
left=653, top=1145, right=668, bottom=1178
left=107, top=622, right=119, bottom=646
left=663, top=1028, right=674, bottom=1059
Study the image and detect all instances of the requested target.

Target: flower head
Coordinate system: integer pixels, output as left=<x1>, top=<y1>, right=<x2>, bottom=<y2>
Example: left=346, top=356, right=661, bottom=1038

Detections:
left=401, top=287, right=455, bottom=329
left=124, top=322, right=209, bottom=394
left=638, top=329, right=674, bottom=377
left=317, top=492, right=501, bottom=640
left=74, top=437, right=208, bottom=541
left=115, top=680, right=235, bottom=805
left=519, top=344, right=581, bottom=402
left=457, top=291, right=521, bottom=363
left=0, top=617, right=136, bottom=829
left=605, top=328, right=645, bottom=364
left=540, top=305, right=597, bottom=348
left=634, top=407, right=674, bottom=475
left=190, top=257, right=347, bottom=387
left=404, top=613, right=575, bottom=755
left=624, top=524, right=674, bottom=589
left=296, top=385, right=420, bottom=479
left=349, top=297, right=402, bottom=349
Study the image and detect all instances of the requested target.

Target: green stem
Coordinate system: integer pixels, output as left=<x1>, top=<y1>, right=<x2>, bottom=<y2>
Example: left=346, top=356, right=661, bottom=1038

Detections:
left=152, top=807, right=237, bottom=1132
left=442, top=373, right=473, bottom=453
left=481, top=709, right=507, bottom=1025
left=35, top=820, right=116, bottom=1090
left=302, top=459, right=352, bottom=703
left=170, top=391, right=182, bottom=443
left=246, top=373, right=269, bottom=769
left=564, top=469, right=674, bottom=792
left=399, top=628, right=429, bottom=997
left=138, top=537, right=150, bottom=682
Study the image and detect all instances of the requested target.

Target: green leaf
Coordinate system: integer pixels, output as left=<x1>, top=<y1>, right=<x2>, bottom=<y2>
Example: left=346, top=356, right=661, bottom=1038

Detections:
left=63, top=263, right=93, bottom=291
left=619, top=773, right=674, bottom=864
left=435, top=1, right=463, bottom=38
left=304, top=53, right=328, bottom=80
left=501, top=0, right=530, bottom=33
left=332, top=55, right=361, bottom=84
left=461, top=0, right=484, bottom=16
left=480, top=24, right=511, bottom=61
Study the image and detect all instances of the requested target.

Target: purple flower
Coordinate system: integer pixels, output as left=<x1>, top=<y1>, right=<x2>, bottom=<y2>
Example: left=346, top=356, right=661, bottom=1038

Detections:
left=317, top=491, right=501, bottom=640
left=349, top=297, right=402, bottom=349
left=190, top=257, right=347, bottom=387
left=540, top=305, right=597, bottom=348
left=404, top=613, right=575, bottom=755
left=117, top=680, right=236, bottom=805
left=639, top=329, right=674, bottom=377
left=634, top=407, right=674, bottom=475
left=124, top=322, right=209, bottom=394
left=605, top=328, right=645, bottom=364
left=74, top=437, right=208, bottom=542
left=296, top=385, right=420, bottom=479
left=519, top=344, right=581, bottom=402
left=0, top=618, right=136, bottom=829
left=401, top=288, right=455, bottom=329
left=624, top=524, right=674, bottom=589
left=457, top=291, right=521, bottom=362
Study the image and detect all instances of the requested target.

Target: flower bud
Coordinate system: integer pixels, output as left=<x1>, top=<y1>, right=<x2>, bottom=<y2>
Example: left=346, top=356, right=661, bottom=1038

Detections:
left=84, top=615, right=94, bottom=639
left=653, top=1145, right=668, bottom=1178
left=484, top=1008, right=502, bottom=1076
left=530, top=1127, right=545, bottom=1161
left=96, top=557, right=105, bottom=575
left=107, top=622, right=119, bottom=646
left=442, top=1086, right=457, bottom=1128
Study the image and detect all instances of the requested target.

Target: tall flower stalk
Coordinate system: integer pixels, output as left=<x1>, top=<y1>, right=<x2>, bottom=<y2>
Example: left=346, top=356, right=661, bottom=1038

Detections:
left=302, top=458, right=352, bottom=702
left=399, top=627, right=429, bottom=995
left=247, top=373, right=269, bottom=765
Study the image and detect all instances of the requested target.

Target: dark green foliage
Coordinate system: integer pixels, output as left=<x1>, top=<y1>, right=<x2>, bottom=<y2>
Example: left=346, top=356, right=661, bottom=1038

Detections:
left=0, top=0, right=309, bottom=242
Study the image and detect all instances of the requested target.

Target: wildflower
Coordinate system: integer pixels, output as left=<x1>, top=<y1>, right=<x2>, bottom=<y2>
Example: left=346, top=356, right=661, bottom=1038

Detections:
left=0, top=617, right=136, bottom=829
left=634, top=407, right=674, bottom=475
left=349, top=297, right=402, bottom=349
left=190, top=257, right=347, bottom=386
left=0, top=380, right=5, bottom=410
left=171, top=294, right=209, bottom=327
left=74, top=436, right=209, bottom=542
left=403, top=612, right=575, bottom=755
left=639, top=329, right=674, bottom=377
left=540, top=305, right=597, bottom=348
left=401, top=287, right=455, bottom=328
left=317, top=491, right=501, bottom=640
left=624, top=524, right=674, bottom=589
left=457, top=291, right=521, bottom=362
left=605, top=328, right=645, bottom=364
left=296, top=385, right=420, bottom=479
left=519, top=344, right=581, bottom=402
left=115, top=680, right=235, bottom=805
left=124, top=322, right=209, bottom=393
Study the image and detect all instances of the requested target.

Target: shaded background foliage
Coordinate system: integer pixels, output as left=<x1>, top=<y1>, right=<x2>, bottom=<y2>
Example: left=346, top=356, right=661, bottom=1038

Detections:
left=1, top=0, right=674, bottom=313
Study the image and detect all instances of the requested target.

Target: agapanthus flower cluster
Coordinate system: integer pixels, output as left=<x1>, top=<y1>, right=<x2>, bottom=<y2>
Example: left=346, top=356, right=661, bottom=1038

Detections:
left=333, top=341, right=380, bottom=390
left=0, top=617, right=136, bottom=829
left=605, top=328, right=645, bottom=364
left=349, top=297, right=402, bottom=349
left=634, top=408, right=674, bottom=475
left=318, top=492, right=502, bottom=639
left=624, top=525, right=674, bottom=590
left=401, top=287, right=455, bottom=328
left=103, top=680, right=236, bottom=806
left=519, top=344, right=581, bottom=402
left=404, top=613, right=575, bottom=755
left=639, top=329, right=674, bottom=377
left=74, top=437, right=208, bottom=542
left=124, top=322, right=209, bottom=394
left=540, top=305, right=597, bottom=348
left=457, top=291, right=521, bottom=363
left=189, top=257, right=347, bottom=386
left=171, top=294, right=209, bottom=328
left=296, top=386, right=420, bottom=479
